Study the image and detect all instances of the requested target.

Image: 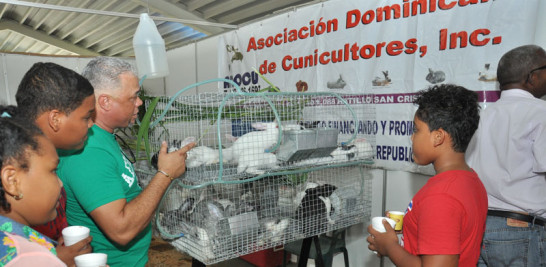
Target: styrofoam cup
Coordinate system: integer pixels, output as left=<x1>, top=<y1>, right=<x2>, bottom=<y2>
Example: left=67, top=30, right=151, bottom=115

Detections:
left=371, top=217, right=396, bottom=233
left=74, top=253, right=107, bottom=267
left=62, top=226, right=90, bottom=246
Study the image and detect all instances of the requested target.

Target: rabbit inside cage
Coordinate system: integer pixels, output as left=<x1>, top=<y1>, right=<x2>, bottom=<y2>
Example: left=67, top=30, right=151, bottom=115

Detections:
left=152, top=166, right=372, bottom=265
left=134, top=92, right=375, bottom=264
left=144, top=92, right=375, bottom=185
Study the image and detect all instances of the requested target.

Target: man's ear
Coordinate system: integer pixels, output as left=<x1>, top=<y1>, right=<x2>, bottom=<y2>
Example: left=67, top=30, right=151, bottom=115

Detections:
left=432, top=129, right=446, bottom=147
left=97, top=94, right=111, bottom=111
left=0, top=165, right=21, bottom=198
left=47, top=109, right=63, bottom=132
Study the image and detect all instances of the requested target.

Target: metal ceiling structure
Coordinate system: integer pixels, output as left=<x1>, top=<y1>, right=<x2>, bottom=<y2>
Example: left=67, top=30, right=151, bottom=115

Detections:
left=0, top=0, right=322, bottom=57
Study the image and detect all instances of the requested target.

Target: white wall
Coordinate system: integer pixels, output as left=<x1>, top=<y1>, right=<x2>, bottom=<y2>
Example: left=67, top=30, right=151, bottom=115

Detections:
left=159, top=36, right=221, bottom=96
left=0, top=54, right=136, bottom=106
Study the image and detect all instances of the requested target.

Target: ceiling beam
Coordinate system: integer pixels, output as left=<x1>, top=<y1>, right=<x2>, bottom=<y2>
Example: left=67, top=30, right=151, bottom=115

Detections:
left=59, top=1, right=118, bottom=39
left=0, top=31, right=13, bottom=50
left=217, top=0, right=306, bottom=24
left=74, top=0, right=137, bottom=44
left=0, top=0, right=234, bottom=29
left=47, top=1, right=89, bottom=35
left=0, top=19, right=100, bottom=55
left=129, top=0, right=226, bottom=35
left=203, top=0, right=255, bottom=19
left=34, top=0, right=66, bottom=30
left=0, top=3, right=10, bottom=18
left=186, top=0, right=214, bottom=11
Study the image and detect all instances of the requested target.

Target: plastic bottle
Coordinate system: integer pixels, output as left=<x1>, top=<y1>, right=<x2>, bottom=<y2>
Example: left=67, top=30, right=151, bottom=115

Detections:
left=133, top=13, right=169, bottom=79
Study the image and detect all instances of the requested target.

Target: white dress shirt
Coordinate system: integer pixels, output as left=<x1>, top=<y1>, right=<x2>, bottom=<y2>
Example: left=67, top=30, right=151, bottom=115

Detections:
left=466, top=89, right=546, bottom=217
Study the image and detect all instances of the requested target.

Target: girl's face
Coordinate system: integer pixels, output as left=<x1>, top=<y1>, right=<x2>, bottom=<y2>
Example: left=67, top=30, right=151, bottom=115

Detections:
left=410, top=114, right=434, bottom=166
left=12, top=136, right=62, bottom=226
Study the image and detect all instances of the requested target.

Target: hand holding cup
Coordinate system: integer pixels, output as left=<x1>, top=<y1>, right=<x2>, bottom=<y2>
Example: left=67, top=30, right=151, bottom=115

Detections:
left=371, top=216, right=396, bottom=232
left=62, top=226, right=90, bottom=246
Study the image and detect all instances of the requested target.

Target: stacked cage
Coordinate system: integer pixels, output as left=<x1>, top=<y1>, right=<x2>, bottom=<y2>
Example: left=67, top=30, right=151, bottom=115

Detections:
left=135, top=89, right=375, bottom=264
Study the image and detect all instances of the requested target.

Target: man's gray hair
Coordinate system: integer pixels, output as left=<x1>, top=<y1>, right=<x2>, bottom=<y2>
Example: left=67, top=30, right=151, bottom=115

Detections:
left=497, top=44, right=546, bottom=86
left=82, top=57, right=137, bottom=92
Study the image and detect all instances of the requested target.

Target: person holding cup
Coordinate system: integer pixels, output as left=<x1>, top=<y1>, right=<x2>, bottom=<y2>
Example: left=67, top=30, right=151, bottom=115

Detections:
left=367, top=85, right=488, bottom=266
left=14, top=62, right=95, bottom=266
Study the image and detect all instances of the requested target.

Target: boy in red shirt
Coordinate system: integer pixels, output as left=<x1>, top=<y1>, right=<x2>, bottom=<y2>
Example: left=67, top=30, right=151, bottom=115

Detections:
left=367, top=84, right=488, bottom=267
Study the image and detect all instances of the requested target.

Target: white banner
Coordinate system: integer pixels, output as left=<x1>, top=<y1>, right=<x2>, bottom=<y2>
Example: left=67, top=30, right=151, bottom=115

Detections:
left=218, top=0, right=540, bottom=173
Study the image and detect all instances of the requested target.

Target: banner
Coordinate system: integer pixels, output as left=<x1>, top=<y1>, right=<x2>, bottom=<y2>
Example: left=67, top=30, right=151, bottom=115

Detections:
left=218, top=0, right=540, bottom=173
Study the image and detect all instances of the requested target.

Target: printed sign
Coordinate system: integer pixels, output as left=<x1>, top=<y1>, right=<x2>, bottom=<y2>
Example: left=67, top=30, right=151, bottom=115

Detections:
left=218, top=0, right=539, bottom=173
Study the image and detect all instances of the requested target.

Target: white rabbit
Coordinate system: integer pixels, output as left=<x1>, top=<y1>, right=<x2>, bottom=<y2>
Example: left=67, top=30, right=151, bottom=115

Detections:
left=237, top=152, right=278, bottom=174
left=185, top=146, right=220, bottom=168
left=223, top=121, right=280, bottom=174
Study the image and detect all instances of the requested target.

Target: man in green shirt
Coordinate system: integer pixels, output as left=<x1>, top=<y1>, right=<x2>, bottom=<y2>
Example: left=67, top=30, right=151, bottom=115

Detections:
left=58, top=57, right=194, bottom=267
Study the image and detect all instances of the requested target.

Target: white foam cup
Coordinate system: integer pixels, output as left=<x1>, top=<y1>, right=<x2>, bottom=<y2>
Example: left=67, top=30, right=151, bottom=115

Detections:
left=62, top=226, right=90, bottom=246
left=74, top=253, right=107, bottom=267
left=371, top=216, right=396, bottom=233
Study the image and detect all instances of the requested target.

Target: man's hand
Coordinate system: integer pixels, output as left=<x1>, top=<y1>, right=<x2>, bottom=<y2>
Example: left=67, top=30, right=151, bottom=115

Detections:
left=157, top=141, right=195, bottom=179
left=56, top=236, right=93, bottom=267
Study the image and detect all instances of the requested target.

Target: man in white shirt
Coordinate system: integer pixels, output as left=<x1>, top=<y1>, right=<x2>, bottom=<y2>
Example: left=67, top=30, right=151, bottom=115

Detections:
left=466, top=44, right=546, bottom=267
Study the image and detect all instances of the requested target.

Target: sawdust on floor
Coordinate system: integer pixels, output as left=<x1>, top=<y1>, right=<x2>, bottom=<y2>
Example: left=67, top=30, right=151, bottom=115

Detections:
left=146, top=236, right=193, bottom=267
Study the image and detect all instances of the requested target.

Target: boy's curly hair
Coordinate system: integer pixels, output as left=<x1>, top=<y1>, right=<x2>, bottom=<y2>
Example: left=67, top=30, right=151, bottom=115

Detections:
left=413, top=84, right=480, bottom=153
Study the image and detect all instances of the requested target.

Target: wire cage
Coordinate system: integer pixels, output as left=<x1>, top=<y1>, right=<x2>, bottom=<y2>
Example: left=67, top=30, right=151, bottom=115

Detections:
left=132, top=81, right=376, bottom=264
left=153, top=166, right=372, bottom=264
left=136, top=89, right=376, bottom=186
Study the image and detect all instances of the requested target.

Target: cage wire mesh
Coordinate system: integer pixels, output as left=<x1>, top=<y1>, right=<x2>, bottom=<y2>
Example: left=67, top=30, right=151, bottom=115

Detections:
left=155, top=166, right=372, bottom=264
left=133, top=91, right=376, bottom=264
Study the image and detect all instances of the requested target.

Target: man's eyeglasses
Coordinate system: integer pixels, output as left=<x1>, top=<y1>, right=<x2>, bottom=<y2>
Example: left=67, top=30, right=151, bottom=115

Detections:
left=115, top=133, right=136, bottom=164
left=527, top=64, right=546, bottom=83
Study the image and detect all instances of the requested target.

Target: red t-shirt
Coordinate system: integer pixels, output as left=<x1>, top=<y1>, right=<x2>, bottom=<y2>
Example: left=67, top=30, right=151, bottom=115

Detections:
left=402, top=170, right=488, bottom=267
left=32, top=187, right=68, bottom=241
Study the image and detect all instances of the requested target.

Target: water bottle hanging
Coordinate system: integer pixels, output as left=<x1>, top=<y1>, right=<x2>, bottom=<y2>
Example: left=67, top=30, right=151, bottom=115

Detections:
left=133, top=13, right=169, bottom=79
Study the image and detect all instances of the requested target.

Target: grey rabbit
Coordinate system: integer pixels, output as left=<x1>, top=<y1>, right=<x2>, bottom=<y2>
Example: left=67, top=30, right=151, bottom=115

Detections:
left=326, top=75, right=347, bottom=89
left=426, top=68, right=446, bottom=84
